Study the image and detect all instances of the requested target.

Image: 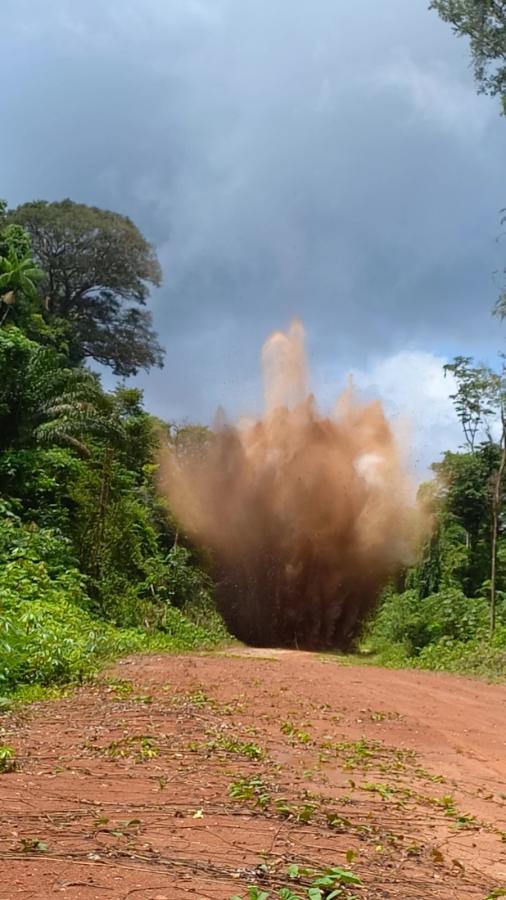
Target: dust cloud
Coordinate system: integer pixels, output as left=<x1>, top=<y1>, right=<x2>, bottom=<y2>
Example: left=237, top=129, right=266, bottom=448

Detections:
left=159, top=321, right=426, bottom=650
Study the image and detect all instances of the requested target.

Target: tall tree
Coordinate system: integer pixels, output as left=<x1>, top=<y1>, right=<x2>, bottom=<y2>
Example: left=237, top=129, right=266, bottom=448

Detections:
left=0, top=326, right=120, bottom=455
left=430, top=5, right=506, bottom=318
left=444, top=356, right=496, bottom=452
left=445, top=355, right=506, bottom=632
left=9, top=199, right=164, bottom=376
left=0, top=203, right=44, bottom=328
left=430, top=0, right=506, bottom=109
left=0, top=254, right=43, bottom=326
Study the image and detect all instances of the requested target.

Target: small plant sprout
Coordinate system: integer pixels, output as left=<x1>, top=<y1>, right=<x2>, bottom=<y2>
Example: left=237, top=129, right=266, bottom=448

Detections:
left=0, top=744, right=16, bottom=773
left=229, top=862, right=361, bottom=899
left=101, top=735, right=159, bottom=763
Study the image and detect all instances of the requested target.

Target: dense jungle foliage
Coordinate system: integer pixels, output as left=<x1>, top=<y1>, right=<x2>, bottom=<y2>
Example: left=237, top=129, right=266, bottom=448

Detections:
left=0, top=199, right=228, bottom=697
left=0, top=195, right=505, bottom=694
left=367, top=414, right=506, bottom=678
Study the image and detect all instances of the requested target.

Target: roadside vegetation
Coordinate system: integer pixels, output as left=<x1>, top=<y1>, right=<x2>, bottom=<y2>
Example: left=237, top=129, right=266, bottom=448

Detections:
left=1, top=185, right=506, bottom=691
left=0, top=198, right=229, bottom=700
left=363, top=351, right=506, bottom=678
left=361, top=2, right=506, bottom=682
left=1, top=193, right=506, bottom=691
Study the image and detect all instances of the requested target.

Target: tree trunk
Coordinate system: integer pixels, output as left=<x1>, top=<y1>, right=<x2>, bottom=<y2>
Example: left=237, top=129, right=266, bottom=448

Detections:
left=490, top=405, right=506, bottom=636
left=91, top=445, right=114, bottom=587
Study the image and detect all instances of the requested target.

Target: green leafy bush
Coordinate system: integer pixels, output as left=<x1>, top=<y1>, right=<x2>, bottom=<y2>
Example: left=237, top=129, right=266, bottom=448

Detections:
left=160, top=604, right=227, bottom=647
left=0, top=564, right=226, bottom=690
left=369, top=588, right=494, bottom=657
left=0, top=447, right=83, bottom=532
left=1, top=595, right=111, bottom=687
left=416, top=627, right=506, bottom=679
left=366, top=584, right=506, bottom=679
left=158, top=545, right=213, bottom=608
left=0, top=508, right=79, bottom=577
left=0, top=515, right=228, bottom=691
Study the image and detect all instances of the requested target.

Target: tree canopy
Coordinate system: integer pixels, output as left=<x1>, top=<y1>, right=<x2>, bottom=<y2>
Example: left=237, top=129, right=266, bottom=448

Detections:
left=9, top=199, right=164, bottom=376
left=430, top=0, right=506, bottom=109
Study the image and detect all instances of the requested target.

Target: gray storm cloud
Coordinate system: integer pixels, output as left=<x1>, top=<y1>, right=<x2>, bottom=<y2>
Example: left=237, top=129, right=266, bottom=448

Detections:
left=0, top=1, right=503, bottom=449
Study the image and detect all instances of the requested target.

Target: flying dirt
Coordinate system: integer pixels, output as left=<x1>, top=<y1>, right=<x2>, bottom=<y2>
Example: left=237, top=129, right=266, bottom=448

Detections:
left=159, top=321, right=426, bottom=649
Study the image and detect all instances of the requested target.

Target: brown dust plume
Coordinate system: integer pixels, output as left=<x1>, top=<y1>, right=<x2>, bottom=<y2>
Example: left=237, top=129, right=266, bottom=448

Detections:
left=159, top=321, right=426, bottom=650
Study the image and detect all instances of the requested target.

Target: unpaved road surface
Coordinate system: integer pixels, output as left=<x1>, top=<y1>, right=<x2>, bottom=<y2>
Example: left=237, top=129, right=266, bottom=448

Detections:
left=0, top=650, right=505, bottom=899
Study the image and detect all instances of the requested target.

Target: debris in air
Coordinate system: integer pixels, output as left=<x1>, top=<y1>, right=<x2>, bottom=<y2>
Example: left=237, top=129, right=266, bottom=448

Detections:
left=160, top=321, right=426, bottom=649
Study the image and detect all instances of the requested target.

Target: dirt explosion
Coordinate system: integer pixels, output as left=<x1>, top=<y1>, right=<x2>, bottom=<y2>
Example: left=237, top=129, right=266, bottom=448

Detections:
left=159, top=321, right=426, bottom=650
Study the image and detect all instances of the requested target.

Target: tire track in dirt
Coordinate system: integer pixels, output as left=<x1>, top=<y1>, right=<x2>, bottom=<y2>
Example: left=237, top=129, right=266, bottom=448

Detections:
left=0, top=650, right=504, bottom=899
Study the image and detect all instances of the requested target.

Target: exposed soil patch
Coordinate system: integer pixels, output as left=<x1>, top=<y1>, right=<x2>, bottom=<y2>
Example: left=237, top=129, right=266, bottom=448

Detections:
left=0, top=650, right=505, bottom=899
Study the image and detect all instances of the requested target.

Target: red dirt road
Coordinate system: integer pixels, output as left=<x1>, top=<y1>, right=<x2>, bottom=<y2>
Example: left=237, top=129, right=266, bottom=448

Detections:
left=0, top=649, right=505, bottom=899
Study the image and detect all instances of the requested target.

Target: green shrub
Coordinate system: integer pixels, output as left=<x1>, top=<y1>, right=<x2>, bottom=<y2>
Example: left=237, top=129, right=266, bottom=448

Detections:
left=415, top=627, right=506, bottom=679
left=162, top=545, right=213, bottom=607
left=0, top=448, right=83, bottom=532
left=369, top=588, right=493, bottom=657
left=1, top=596, right=110, bottom=687
left=0, top=517, right=229, bottom=692
left=0, top=583, right=227, bottom=691
left=0, top=555, right=87, bottom=608
left=366, top=584, right=506, bottom=679
left=161, top=603, right=228, bottom=648
left=0, top=510, right=79, bottom=578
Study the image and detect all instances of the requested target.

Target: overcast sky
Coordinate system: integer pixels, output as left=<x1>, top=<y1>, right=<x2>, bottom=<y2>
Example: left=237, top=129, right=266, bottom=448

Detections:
left=2, top=0, right=505, bottom=473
